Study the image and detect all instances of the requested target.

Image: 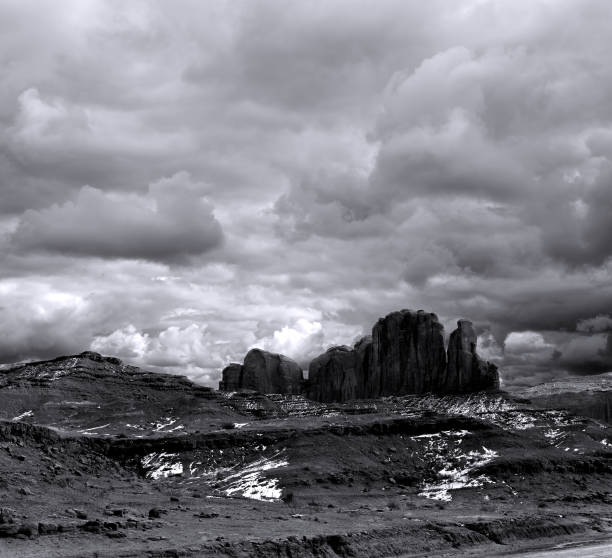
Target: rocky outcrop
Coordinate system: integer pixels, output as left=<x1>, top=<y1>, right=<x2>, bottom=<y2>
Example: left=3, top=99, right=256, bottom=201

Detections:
left=218, top=363, right=242, bottom=391
left=218, top=349, right=304, bottom=394
left=354, top=335, right=373, bottom=396
left=306, top=310, right=500, bottom=402
left=307, top=346, right=359, bottom=403
left=444, top=320, right=500, bottom=393
left=369, top=310, right=448, bottom=396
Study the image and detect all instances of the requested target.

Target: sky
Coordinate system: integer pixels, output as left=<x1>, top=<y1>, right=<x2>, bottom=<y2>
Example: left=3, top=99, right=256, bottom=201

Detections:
left=1, top=0, right=612, bottom=388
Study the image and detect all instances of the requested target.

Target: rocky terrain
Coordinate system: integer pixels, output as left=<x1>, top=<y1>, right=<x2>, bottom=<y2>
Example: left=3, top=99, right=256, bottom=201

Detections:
left=1, top=347, right=611, bottom=557
left=512, top=374, right=612, bottom=424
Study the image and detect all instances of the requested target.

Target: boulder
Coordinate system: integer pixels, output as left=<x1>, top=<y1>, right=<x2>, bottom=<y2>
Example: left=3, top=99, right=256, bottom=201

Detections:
left=370, top=310, right=447, bottom=396
left=445, top=320, right=500, bottom=393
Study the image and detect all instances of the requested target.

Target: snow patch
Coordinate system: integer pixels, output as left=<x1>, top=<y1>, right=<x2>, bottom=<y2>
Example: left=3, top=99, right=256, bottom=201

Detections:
left=153, top=417, right=177, bottom=431
left=543, top=428, right=564, bottom=444
left=79, top=423, right=110, bottom=434
left=220, top=450, right=288, bottom=501
left=142, top=452, right=184, bottom=479
left=411, top=429, right=498, bottom=502
left=419, top=446, right=498, bottom=502
left=11, top=410, right=33, bottom=421
left=125, top=423, right=145, bottom=430
left=166, top=424, right=185, bottom=432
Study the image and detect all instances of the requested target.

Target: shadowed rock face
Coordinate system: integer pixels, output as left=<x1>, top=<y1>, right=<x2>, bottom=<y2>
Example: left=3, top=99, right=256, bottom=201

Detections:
left=306, top=310, right=499, bottom=402
left=218, top=349, right=304, bottom=394
left=307, top=346, right=358, bottom=403
left=354, top=335, right=373, bottom=396
left=370, top=310, right=447, bottom=396
left=218, top=363, right=242, bottom=391
left=445, top=320, right=500, bottom=393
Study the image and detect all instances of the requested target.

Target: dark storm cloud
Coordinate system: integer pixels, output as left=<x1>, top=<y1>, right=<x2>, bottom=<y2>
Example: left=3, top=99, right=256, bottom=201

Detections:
left=577, top=315, right=612, bottom=334
left=1, top=0, right=612, bottom=387
left=556, top=332, right=612, bottom=376
left=10, top=173, right=223, bottom=262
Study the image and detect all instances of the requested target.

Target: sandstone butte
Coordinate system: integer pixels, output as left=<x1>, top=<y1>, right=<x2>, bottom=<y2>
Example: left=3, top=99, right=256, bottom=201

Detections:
left=219, top=309, right=499, bottom=402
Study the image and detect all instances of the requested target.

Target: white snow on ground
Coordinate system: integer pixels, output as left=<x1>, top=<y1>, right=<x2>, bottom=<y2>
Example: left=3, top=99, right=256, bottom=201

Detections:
left=544, top=428, right=564, bottom=443
left=412, top=430, right=470, bottom=440
left=407, top=394, right=515, bottom=417
left=153, top=417, right=177, bottom=431
left=125, top=423, right=146, bottom=430
left=11, top=410, right=33, bottom=421
left=411, top=430, right=499, bottom=502
left=79, top=423, right=110, bottom=434
left=142, top=452, right=184, bottom=479
left=166, top=424, right=185, bottom=432
left=220, top=450, right=288, bottom=501
left=419, top=446, right=498, bottom=501
left=397, top=394, right=583, bottom=433
left=126, top=419, right=184, bottom=433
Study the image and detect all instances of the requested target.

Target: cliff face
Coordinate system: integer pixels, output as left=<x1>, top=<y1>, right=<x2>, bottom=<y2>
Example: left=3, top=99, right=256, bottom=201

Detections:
left=218, top=348, right=303, bottom=394
left=306, top=310, right=499, bottom=403
left=307, top=346, right=359, bottom=403
left=370, top=310, right=447, bottom=397
left=218, top=363, right=242, bottom=391
left=354, top=335, right=373, bottom=397
left=445, top=320, right=500, bottom=393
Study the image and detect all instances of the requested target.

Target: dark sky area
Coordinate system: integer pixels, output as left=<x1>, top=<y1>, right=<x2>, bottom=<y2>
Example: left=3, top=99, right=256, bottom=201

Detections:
left=1, top=0, right=611, bottom=388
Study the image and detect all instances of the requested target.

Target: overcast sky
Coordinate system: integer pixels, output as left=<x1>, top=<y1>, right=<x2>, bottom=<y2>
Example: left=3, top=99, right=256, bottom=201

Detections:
left=1, top=0, right=612, bottom=388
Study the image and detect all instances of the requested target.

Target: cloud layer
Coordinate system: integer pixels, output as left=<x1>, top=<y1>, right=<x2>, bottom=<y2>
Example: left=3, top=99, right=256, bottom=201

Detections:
left=1, top=0, right=611, bottom=387
left=11, top=172, right=223, bottom=261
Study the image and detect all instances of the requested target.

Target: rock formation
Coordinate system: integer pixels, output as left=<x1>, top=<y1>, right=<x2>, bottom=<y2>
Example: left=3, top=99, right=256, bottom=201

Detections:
left=218, top=363, right=242, bottom=391
left=445, top=320, right=500, bottom=393
left=369, top=310, right=447, bottom=396
left=307, top=346, right=359, bottom=403
left=354, top=335, right=373, bottom=396
left=218, top=348, right=303, bottom=394
left=306, top=309, right=499, bottom=402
